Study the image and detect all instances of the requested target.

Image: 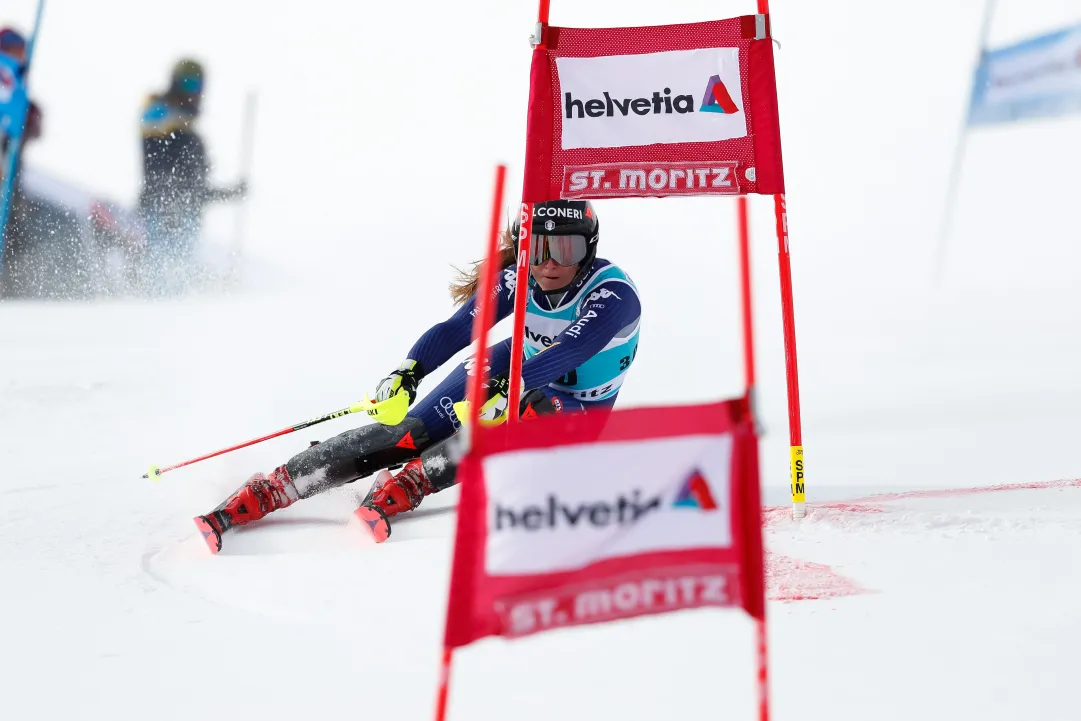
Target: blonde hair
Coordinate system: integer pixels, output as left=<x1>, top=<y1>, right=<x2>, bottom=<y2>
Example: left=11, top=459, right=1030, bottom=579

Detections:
left=449, top=228, right=518, bottom=306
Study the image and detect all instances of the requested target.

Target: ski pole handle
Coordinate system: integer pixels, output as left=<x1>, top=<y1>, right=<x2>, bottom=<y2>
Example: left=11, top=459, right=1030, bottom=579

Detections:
left=143, top=396, right=403, bottom=480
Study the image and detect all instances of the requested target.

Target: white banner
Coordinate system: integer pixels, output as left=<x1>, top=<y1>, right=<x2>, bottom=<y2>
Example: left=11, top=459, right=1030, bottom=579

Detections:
left=484, top=434, right=734, bottom=576
left=556, top=48, right=747, bottom=150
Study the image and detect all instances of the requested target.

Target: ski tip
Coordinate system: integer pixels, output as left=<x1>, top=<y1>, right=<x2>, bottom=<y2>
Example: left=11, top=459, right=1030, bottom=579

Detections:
left=193, top=515, right=223, bottom=555
left=355, top=505, right=391, bottom=544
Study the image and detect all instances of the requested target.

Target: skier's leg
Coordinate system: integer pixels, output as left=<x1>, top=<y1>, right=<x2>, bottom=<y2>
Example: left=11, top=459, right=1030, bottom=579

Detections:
left=195, top=340, right=512, bottom=552
left=291, top=337, right=512, bottom=493
left=357, top=386, right=588, bottom=542
left=194, top=417, right=433, bottom=554
left=418, top=386, right=589, bottom=492
left=402, top=338, right=514, bottom=442
left=285, top=416, right=434, bottom=498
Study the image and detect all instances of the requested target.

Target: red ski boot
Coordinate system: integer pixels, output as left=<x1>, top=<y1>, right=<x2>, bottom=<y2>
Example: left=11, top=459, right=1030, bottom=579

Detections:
left=194, top=465, right=298, bottom=554
left=355, top=458, right=434, bottom=543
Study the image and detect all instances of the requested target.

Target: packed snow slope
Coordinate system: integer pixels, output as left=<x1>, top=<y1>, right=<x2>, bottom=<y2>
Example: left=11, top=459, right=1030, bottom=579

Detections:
left=4, top=0, right=1081, bottom=719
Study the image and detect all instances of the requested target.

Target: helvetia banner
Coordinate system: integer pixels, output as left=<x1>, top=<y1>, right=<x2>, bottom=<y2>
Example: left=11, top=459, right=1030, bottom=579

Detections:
left=522, top=16, right=785, bottom=201
left=558, top=48, right=747, bottom=150
left=443, top=400, right=765, bottom=649
left=969, top=23, right=1081, bottom=127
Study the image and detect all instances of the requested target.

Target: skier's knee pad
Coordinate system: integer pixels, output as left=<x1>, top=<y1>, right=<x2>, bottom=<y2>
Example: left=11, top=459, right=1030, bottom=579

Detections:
left=286, top=416, right=430, bottom=498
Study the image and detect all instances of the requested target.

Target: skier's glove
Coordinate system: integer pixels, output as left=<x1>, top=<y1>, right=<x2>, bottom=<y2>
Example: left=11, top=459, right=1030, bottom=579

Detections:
left=366, top=360, right=424, bottom=425
left=375, top=360, right=424, bottom=404
left=452, top=374, right=523, bottom=427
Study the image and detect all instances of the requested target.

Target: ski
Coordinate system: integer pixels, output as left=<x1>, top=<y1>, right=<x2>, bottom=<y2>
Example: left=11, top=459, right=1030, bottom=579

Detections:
left=193, top=514, right=224, bottom=554
left=355, top=505, right=391, bottom=543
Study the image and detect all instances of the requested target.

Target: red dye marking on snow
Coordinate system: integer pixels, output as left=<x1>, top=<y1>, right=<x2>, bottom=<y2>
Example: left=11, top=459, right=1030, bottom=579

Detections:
left=766, top=551, right=864, bottom=602
left=767, top=478, right=1081, bottom=520
left=761, top=478, right=1080, bottom=602
left=829, top=478, right=1081, bottom=507
left=764, top=508, right=866, bottom=602
left=814, top=502, right=886, bottom=514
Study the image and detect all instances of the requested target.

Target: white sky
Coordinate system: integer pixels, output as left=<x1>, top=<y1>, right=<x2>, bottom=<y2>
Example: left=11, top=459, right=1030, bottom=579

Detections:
left=7, top=0, right=1079, bottom=271
left=6, top=0, right=1081, bottom=413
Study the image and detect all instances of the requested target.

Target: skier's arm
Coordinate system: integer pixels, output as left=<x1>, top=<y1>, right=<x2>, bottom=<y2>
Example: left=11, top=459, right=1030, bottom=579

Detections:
left=520, top=282, right=640, bottom=390
left=402, top=267, right=517, bottom=376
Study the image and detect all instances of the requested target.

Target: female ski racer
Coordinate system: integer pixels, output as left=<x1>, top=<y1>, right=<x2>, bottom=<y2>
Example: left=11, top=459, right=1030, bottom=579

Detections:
left=194, top=199, right=642, bottom=553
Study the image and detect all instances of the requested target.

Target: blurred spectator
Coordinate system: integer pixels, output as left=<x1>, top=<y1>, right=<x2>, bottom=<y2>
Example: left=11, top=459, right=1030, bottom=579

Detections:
left=0, top=25, right=42, bottom=289
left=137, top=58, right=246, bottom=284
left=0, top=27, right=42, bottom=154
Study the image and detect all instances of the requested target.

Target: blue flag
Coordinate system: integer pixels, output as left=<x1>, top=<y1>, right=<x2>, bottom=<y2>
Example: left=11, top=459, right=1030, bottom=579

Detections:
left=969, top=23, right=1081, bottom=127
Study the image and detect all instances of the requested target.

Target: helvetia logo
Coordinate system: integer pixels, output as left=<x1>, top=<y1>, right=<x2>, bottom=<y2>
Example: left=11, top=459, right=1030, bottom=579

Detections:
left=563, top=77, right=740, bottom=120
left=699, top=75, right=740, bottom=114
left=494, top=490, right=662, bottom=532
left=565, top=87, right=696, bottom=119
left=672, top=468, right=719, bottom=511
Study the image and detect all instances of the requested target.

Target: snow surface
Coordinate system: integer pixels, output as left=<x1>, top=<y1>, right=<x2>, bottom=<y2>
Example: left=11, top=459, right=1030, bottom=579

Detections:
left=4, top=0, right=1081, bottom=719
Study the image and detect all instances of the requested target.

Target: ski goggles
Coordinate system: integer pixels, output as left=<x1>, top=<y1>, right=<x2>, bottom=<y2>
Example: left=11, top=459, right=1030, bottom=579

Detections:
left=528, top=234, right=589, bottom=267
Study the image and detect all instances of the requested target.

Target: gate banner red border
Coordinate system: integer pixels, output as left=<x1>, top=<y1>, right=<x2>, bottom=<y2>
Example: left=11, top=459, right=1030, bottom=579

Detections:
left=522, top=15, right=785, bottom=202
left=443, top=399, right=765, bottom=650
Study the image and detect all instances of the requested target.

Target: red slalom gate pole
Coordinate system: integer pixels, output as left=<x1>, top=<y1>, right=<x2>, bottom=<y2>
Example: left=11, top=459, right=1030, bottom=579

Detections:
left=752, top=4, right=780, bottom=714
left=508, top=0, right=551, bottom=425
left=774, top=194, right=805, bottom=518
left=434, top=646, right=454, bottom=721
left=462, top=163, right=508, bottom=454
left=507, top=202, right=533, bottom=424
left=757, top=618, right=771, bottom=721
left=737, top=196, right=756, bottom=396
left=755, top=0, right=805, bottom=518
left=434, top=163, right=506, bottom=721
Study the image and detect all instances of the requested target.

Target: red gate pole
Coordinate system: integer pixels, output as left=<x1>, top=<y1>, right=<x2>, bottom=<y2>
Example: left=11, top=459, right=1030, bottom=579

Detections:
left=757, top=613, right=771, bottom=721
left=737, top=196, right=756, bottom=398
left=773, top=193, right=804, bottom=518
left=507, top=201, right=533, bottom=424
left=753, top=3, right=785, bottom=716
left=756, top=0, right=805, bottom=520
left=507, top=0, right=552, bottom=424
left=434, top=163, right=507, bottom=721
left=434, top=646, right=454, bottom=721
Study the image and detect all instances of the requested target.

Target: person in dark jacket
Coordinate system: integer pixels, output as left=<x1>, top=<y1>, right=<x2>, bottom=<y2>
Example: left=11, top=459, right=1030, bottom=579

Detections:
left=138, top=58, right=246, bottom=284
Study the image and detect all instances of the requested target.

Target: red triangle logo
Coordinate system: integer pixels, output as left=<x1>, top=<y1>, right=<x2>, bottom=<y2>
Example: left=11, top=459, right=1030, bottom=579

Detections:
left=585, top=205, right=593, bottom=219
left=674, top=468, right=719, bottom=511
left=689, top=473, right=718, bottom=510
left=522, top=404, right=538, bottom=420
left=396, top=431, right=416, bottom=450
